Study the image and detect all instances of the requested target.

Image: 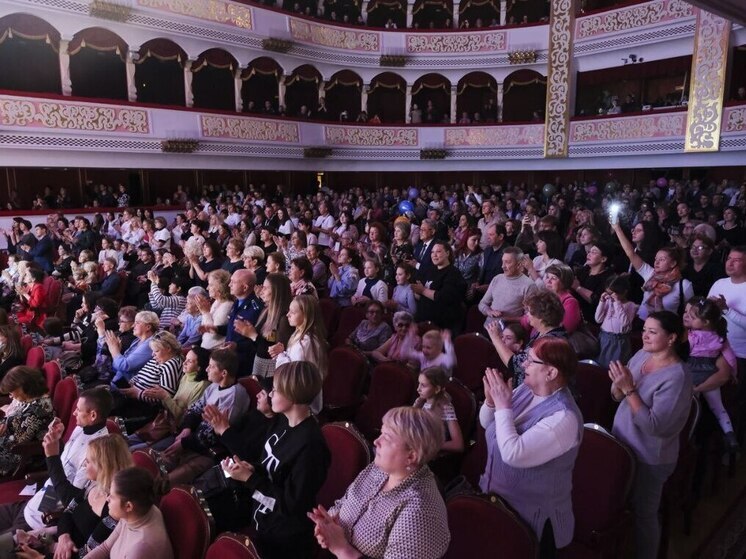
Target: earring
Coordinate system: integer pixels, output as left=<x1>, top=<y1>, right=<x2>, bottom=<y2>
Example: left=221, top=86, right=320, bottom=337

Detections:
left=406, top=465, right=412, bottom=472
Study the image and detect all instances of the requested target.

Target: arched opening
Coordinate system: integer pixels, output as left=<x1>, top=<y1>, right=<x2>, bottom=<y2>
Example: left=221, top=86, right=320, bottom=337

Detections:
left=324, top=69, right=362, bottom=121
left=69, top=27, right=128, bottom=100
left=459, top=0, right=500, bottom=28
left=366, top=0, right=406, bottom=28
left=367, top=72, right=406, bottom=123
left=285, top=64, right=321, bottom=118
left=506, top=0, right=550, bottom=25
left=503, top=69, right=546, bottom=122
left=457, top=72, right=497, bottom=123
left=192, top=48, right=237, bottom=111
left=412, top=73, right=451, bottom=123
left=241, top=57, right=282, bottom=114
left=135, top=38, right=186, bottom=106
left=0, top=14, right=61, bottom=94
left=412, top=0, right=454, bottom=29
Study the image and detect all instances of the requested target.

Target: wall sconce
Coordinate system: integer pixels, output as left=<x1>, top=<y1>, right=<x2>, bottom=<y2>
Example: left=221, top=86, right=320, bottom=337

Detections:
left=420, top=148, right=447, bottom=160
left=262, top=38, right=294, bottom=53
left=89, top=0, right=132, bottom=22
left=621, top=53, right=644, bottom=64
left=380, top=54, right=407, bottom=67
left=304, top=147, right=332, bottom=158
left=161, top=139, right=199, bottom=153
left=508, top=50, right=537, bottom=65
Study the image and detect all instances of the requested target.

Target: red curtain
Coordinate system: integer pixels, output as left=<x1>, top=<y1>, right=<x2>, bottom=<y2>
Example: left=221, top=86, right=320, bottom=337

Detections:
left=69, top=27, right=128, bottom=61
left=241, top=56, right=283, bottom=79
left=370, top=72, right=406, bottom=91
left=0, top=13, right=60, bottom=49
left=286, top=64, right=321, bottom=85
left=137, top=38, right=187, bottom=66
left=193, top=48, right=238, bottom=72
left=412, top=73, right=450, bottom=95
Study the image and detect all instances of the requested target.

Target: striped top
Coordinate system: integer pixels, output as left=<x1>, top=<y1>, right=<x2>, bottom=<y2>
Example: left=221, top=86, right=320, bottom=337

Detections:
left=130, top=356, right=183, bottom=403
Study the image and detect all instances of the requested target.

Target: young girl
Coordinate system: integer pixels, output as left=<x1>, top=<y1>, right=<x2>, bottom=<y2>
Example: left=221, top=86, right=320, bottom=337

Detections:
left=401, top=327, right=456, bottom=374
left=594, top=274, right=639, bottom=368
left=386, top=263, right=416, bottom=314
left=500, top=322, right=528, bottom=354
left=414, top=366, right=464, bottom=453
left=684, top=297, right=739, bottom=450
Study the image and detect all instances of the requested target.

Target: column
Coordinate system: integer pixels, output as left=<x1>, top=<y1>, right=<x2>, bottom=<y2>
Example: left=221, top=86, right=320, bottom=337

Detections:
left=500, top=0, right=507, bottom=25
left=450, top=85, right=457, bottom=123
left=59, top=38, right=72, bottom=96
left=405, top=84, right=412, bottom=122
left=184, top=59, right=195, bottom=108
left=544, top=0, right=578, bottom=158
left=497, top=81, right=504, bottom=122
left=406, top=3, right=413, bottom=28
left=278, top=75, right=287, bottom=110
left=125, top=48, right=139, bottom=102
left=684, top=8, right=731, bottom=152
left=453, top=2, right=459, bottom=27
left=361, top=83, right=369, bottom=115
left=234, top=71, right=243, bottom=113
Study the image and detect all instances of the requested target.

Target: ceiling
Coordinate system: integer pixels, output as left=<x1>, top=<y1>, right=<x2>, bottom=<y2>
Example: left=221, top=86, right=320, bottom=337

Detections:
left=684, top=0, right=746, bottom=26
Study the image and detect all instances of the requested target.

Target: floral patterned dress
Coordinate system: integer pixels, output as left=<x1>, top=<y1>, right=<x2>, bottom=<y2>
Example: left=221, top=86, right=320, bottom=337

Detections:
left=0, top=395, right=54, bottom=476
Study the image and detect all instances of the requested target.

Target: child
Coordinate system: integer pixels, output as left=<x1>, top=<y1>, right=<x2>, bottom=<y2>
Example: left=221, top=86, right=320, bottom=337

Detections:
left=386, top=263, right=416, bottom=314
left=414, top=366, right=464, bottom=453
left=147, top=271, right=188, bottom=330
left=685, top=297, right=739, bottom=450
left=402, top=327, right=456, bottom=374
left=500, top=322, right=528, bottom=354
left=594, top=274, right=638, bottom=368
left=35, top=317, right=64, bottom=362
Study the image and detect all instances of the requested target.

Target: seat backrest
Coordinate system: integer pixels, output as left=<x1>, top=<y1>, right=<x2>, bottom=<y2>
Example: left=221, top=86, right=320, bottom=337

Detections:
left=20, top=335, right=32, bottom=355
left=205, top=533, right=261, bottom=559
left=324, top=346, right=368, bottom=410
left=25, top=347, right=45, bottom=370
left=160, top=486, right=214, bottom=559
left=62, top=397, right=79, bottom=443
left=318, top=422, right=372, bottom=508
left=444, top=494, right=538, bottom=559
left=330, top=306, right=367, bottom=348
left=42, top=361, right=61, bottom=397
left=113, top=272, right=129, bottom=305
left=354, top=362, right=417, bottom=441
left=105, top=418, right=122, bottom=435
left=131, top=449, right=166, bottom=479
left=463, top=304, right=485, bottom=335
left=237, top=377, right=262, bottom=410
left=574, top=362, right=617, bottom=430
left=417, top=321, right=439, bottom=337
left=444, top=377, right=477, bottom=441
left=453, top=333, right=502, bottom=391
left=571, top=426, right=636, bottom=546
left=52, top=377, right=78, bottom=434
left=42, top=276, right=62, bottom=314
left=460, top=422, right=487, bottom=488
left=318, top=298, right=341, bottom=339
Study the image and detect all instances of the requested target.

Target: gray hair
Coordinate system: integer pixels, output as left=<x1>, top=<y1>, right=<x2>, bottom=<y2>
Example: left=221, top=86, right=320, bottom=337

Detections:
left=393, top=311, right=414, bottom=326
left=135, top=311, right=160, bottom=333
left=187, top=286, right=208, bottom=298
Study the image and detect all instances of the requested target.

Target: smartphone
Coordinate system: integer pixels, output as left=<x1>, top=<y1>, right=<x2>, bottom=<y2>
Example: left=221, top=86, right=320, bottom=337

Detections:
left=223, top=458, right=235, bottom=478
left=334, top=241, right=341, bottom=252
left=498, top=319, right=506, bottom=331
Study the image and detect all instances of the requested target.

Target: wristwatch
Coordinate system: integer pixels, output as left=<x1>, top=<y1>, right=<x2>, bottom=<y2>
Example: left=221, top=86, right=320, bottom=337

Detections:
left=623, top=388, right=637, bottom=398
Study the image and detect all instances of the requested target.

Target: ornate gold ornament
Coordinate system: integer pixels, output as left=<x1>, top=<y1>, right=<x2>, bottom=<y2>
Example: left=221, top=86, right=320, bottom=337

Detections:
left=90, top=0, right=132, bottom=22
left=508, top=50, right=537, bottom=64
left=161, top=139, right=198, bottom=153
left=544, top=0, right=576, bottom=158
left=262, top=38, right=293, bottom=53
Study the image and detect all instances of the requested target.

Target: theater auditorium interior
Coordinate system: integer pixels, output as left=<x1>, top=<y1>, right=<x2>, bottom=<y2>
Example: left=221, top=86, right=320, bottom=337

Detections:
left=0, top=0, right=745, bottom=557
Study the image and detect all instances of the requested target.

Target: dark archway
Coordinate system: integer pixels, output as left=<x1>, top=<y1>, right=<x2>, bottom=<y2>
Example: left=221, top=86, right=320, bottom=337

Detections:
left=241, top=57, right=282, bottom=113
left=324, top=69, right=362, bottom=121
left=459, top=0, right=500, bottom=27
left=367, top=72, right=406, bottom=123
left=412, top=0, right=454, bottom=28
left=457, top=71, right=497, bottom=123
left=0, top=14, right=61, bottom=94
left=135, top=38, right=186, bottom=106
left=412, top=73, right=451, bottom=123
left=503, top=69, right=546, bottom=122
left=366, top=0, right=406, bottom=28
left=285, top=64, right=321, bottom=117
left=192, top=48, right=238, bottom=111
left=69, top=27, right=128, bottom=100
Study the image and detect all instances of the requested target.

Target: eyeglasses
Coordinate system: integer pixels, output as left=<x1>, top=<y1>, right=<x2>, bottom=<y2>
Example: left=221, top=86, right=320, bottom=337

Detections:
left=367, top=310, right=382, bottom=315
left=690, top=245, right=709, bottom=252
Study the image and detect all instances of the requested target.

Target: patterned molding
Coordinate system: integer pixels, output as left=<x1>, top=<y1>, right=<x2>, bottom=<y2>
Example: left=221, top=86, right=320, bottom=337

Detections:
left=0, top=132, right=160, bottom=151
left=200, top=115, right=300, bottom=143
left=289, top=19, right=380, bottom=52
left=571, top=112, right=686, bottom=142
left=685, top=9, right=731, bottom=152
left=405, top=31, right=507, bottom=54
left=576, top=0, right=694, bottom=40
left=723, top=105, right=746, bottom=133
left=573, top=21, right=695, bottom=54
left=0, top=97, right=150, bottom=134
left=137, top=0, right=253, bottom=29
left=445, top=125, right=544, bottom=147
left=324, top=126, right=418, bottom=146
left=544, top=0, right=576, bottom=158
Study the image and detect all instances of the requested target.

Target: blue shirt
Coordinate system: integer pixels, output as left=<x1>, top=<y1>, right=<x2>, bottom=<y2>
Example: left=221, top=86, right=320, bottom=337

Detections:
left=110, top=335, right=154, bottom=385
left=177, top=313, right=203, bottom=347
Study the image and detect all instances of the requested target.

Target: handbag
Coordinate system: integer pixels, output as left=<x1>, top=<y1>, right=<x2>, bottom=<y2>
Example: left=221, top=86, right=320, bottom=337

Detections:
left=133, top=410, right=175, bottom=443
left=568, top=325, right=600, bottom=361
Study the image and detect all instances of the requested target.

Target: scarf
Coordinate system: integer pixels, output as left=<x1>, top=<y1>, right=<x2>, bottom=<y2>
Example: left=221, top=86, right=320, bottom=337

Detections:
left=643, top=267, right=682, bottom=313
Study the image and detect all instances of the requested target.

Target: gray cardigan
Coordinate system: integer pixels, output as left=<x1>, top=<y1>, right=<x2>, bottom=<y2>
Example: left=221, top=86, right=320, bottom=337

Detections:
left=612, top=350, right=693, bottom=465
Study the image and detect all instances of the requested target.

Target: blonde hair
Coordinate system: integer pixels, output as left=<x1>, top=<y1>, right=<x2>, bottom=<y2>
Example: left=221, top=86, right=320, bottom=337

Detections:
left=243, top=245, right=265, bottom=264
left=273, top=361, right=323, bottom=406
left=288, top=295, right=328, bottom=378
left=135, top=311, right=160, bottom=333
left=422, top=330, right=444, bottom=352
left=207, top=269, right=232, bottom=301
left=383, top=407, right=444, bottom=467
left=86, top=434, right=134, bottom=494
left=150, top=331, right=182, bottom=355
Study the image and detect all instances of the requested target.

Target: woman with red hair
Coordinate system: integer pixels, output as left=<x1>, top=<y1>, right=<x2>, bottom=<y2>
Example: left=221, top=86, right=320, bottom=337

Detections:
left=479, top=336, right=582, bottom=557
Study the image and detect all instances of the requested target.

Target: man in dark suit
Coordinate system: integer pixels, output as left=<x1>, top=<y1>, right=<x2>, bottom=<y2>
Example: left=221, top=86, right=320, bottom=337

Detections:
left=475, top=223, right=507, bottom=296
left=409, top=218, right=437, bottom=281
left=93, top=257, right=122, bottom=298
left=26, top=224, right=55, bottom=273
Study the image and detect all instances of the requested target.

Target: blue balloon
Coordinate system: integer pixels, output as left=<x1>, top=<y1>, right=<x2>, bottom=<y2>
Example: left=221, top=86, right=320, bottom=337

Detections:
left=408, top=187, right=419, bottom=200
left=398, top=200, right=414, bottom=214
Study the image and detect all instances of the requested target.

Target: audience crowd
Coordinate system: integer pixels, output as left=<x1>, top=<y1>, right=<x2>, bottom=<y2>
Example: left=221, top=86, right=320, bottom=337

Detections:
left=0, top=174, right=744, bottom=558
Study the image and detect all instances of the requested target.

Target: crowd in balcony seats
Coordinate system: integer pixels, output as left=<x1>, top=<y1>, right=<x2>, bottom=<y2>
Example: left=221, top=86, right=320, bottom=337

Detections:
left=0, top=175, right=744, bottom=557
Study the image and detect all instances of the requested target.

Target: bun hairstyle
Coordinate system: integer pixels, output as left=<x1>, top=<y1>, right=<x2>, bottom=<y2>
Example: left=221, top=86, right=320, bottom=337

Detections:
left=686, top=296, right=728, bottom=339
left=112, top=467, right=169, bottom=516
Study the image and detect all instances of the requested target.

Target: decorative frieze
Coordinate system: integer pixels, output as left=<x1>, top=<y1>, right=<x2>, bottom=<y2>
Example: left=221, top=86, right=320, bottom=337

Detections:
left=576, top=0, right=694, bottom=40
left=544, top=0, right=576, bottom=158
left=723, top=105, right=746, bottom=133
left=571, top=112, right=686, bottom=142
left=289, top=19, right=380, bottom=52
left=324, top=126, right=418, bottom=146
left=405, top=32, right=507, bottom=54
left=0, top=97, right=150, bottom=134
left=445, top=126, right=544, bottom=147
left=200, top=115, right=300, bottom=143
left=137, top=0, right=253, bottom=30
